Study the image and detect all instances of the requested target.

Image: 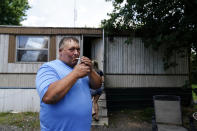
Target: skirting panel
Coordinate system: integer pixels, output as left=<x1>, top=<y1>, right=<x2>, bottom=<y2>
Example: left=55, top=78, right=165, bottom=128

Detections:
left=105, top=88, right=192, bottom=111
left=0, top=89, right=40, bottom=112
left=105, top=75, right=189, bottom=88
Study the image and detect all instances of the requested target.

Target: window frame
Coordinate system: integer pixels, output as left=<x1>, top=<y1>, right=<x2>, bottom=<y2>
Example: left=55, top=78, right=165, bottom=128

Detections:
left=15, top=35, right=50, bottom=63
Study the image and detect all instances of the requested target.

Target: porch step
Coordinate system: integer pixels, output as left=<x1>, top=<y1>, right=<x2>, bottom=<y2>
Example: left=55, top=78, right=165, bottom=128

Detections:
left=92, top=117, right=108, bottom=126
left=91, top=92, right=108, bottom=126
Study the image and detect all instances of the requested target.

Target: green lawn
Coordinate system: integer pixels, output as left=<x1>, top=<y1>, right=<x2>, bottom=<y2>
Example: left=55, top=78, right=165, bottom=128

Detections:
left=0, top=112, right=39, bottom=129
left=192, top=84, right=197, bottom=101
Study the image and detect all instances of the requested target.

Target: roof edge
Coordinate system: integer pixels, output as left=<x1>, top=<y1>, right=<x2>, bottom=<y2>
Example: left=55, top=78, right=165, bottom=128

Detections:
left=0, top=25, right=103, bottom=35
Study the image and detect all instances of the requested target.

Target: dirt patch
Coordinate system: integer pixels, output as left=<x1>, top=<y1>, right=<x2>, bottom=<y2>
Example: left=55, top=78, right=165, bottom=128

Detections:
left=91, top=109, right=152, bottom=131
left=127, top=122, right=151, bottom=128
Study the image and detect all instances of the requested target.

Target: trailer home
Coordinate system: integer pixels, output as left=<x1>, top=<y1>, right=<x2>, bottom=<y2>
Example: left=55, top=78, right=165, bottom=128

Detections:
left=0, top=26, right=191, bottom=112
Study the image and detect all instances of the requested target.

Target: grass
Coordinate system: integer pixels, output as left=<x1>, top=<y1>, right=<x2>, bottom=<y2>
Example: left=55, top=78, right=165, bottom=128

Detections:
left=0, top=112, right=39, bottom=129
left=192, top=84, right=197, bottom=101
left=182, top=105, right=197, bottom=129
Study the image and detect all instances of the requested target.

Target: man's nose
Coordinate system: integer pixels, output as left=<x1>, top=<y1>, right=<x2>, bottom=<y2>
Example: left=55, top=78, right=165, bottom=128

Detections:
left=74, top=49, right=80, bottom=54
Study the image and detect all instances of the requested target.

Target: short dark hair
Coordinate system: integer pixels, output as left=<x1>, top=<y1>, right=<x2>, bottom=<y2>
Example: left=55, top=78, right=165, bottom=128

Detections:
left=59, top=37, right=79, bottom=49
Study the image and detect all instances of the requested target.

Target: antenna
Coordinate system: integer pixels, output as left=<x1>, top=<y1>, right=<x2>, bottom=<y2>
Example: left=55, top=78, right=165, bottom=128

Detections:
left=74, top=0, right=77, bottom=27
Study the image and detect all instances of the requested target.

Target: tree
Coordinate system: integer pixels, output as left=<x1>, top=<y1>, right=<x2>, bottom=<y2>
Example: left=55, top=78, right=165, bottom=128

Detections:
left=191, top=50, right=197, bottom=84
left=102, top=0, right=197, bottom=69
left=0, top=0, right=30, bottom=25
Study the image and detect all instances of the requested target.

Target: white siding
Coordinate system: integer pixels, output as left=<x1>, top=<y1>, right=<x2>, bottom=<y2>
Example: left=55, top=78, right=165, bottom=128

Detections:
left=0, top=74, right=36, bottom=88
left=105, top=37, right=188, bottom=74
left=105, top=36, right=189, bottom=88
left=0, top=89, right=40, bottom=112
left=91, top=38, right=104, bottom=71
left=0, top=35, right=41, bottom=112
left=0, top=35, right=9, bottom=72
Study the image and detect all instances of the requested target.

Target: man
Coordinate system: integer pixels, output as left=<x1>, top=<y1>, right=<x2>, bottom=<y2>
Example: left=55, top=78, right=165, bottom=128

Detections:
left=36, top=37, right=101, bottom=131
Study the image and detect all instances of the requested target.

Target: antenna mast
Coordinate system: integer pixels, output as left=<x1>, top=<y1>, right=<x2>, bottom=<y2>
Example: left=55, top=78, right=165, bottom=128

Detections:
left=74, top=0, right=77, bottom=27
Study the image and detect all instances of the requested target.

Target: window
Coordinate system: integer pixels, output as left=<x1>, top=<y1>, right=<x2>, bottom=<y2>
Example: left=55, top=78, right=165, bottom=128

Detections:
left=16, top=36, right=49, bottom=62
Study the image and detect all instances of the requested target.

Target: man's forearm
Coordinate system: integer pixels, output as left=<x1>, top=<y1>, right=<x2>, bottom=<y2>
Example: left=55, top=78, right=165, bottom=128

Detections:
left=89, top=70, right=102, bottom=89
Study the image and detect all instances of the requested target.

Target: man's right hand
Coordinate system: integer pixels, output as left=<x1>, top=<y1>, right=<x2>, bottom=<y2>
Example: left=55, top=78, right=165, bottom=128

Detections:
left=73, top=63, right=91, bottom=78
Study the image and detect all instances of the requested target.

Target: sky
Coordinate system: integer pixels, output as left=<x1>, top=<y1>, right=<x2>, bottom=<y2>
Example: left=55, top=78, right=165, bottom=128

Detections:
left=22, top=0, right=113, bottom=28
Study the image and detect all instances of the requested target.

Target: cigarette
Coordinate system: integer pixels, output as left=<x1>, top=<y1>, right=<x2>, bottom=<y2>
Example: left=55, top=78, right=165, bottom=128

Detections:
left=75, top=58, right=80, bottom=60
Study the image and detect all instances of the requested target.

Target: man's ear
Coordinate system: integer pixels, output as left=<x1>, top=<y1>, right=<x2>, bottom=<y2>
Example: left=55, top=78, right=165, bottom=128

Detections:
left=59, top=49, right=63, bottom=57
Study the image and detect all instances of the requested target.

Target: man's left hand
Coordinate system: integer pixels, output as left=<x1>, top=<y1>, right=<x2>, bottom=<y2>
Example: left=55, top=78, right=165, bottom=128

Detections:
left=80, top=56, right=92, bottom=71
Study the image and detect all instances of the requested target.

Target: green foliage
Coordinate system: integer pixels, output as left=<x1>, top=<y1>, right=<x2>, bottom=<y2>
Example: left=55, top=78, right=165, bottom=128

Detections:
left=103, top=0, right=197, bottom=69
left=0, top=0, right=30, bottom=25
left=192, top=84, right=197, bottom=101
left=191, top=51, right=197, bottom=84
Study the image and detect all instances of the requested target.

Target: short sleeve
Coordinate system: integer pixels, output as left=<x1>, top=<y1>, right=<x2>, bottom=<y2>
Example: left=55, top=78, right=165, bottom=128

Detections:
left=36, top=65, right=60, bottom=102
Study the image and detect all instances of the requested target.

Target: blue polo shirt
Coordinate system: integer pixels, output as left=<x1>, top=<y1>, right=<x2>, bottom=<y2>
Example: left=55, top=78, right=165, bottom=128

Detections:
left=36, top=59, right=92, bottom=131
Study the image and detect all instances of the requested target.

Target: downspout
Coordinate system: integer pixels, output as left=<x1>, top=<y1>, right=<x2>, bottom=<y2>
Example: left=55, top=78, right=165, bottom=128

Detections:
left=103, top=28, right=105, bottom=74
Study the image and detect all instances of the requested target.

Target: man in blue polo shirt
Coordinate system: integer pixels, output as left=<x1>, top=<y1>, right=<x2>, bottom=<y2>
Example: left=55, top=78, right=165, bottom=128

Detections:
left=36, top=37, right=101, bottom=131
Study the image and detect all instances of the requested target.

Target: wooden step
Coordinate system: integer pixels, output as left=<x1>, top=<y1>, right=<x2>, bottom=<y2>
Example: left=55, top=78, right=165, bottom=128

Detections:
left=97, top=107, right=107, bottom=117
left=92, top=117, right=108, bottom=126
left=99, top=93, right=106, bottom=100
left=98, top=100, right=107, bottom=107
